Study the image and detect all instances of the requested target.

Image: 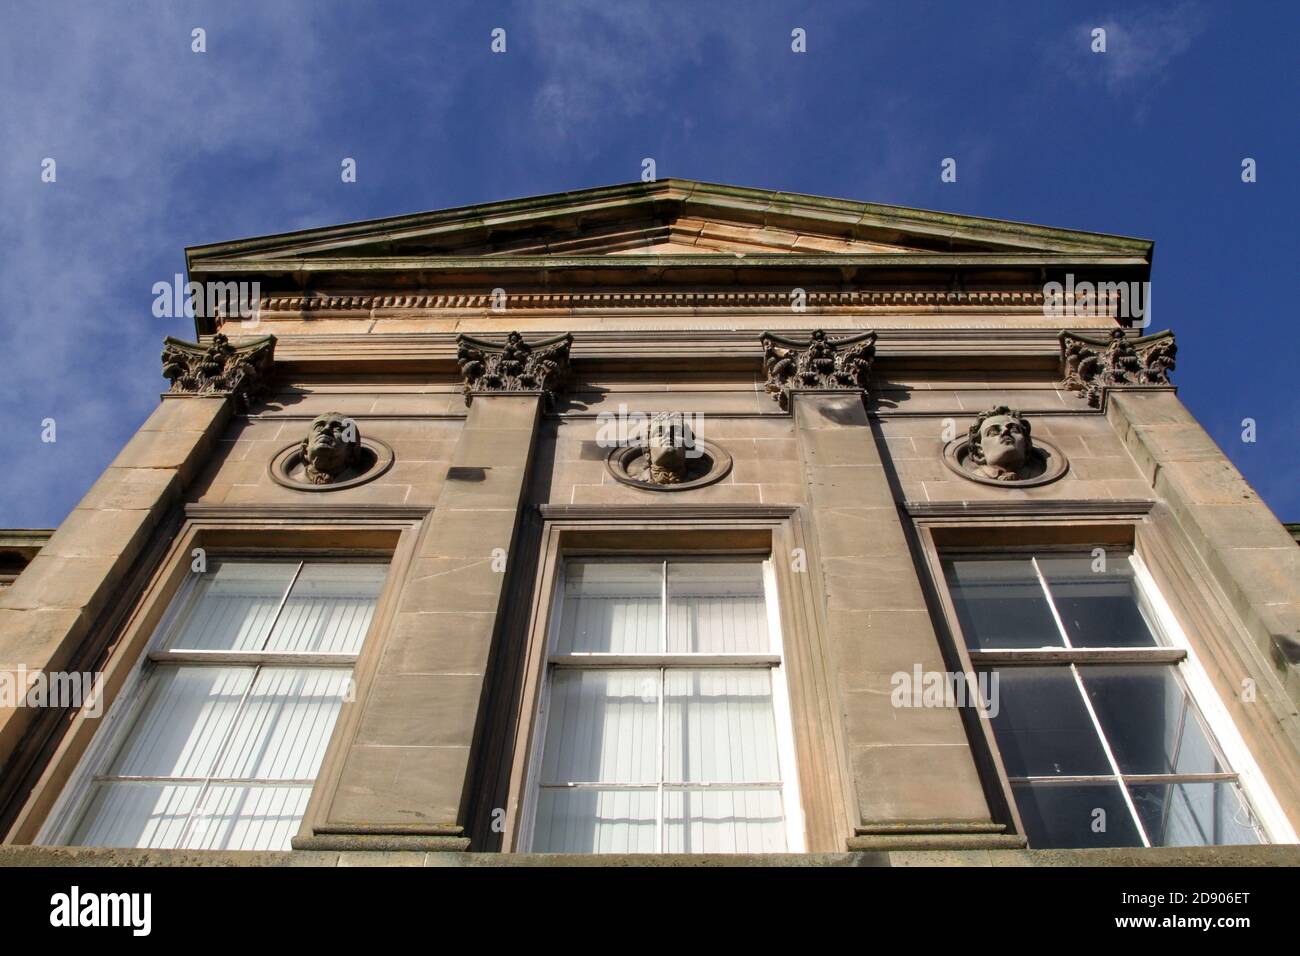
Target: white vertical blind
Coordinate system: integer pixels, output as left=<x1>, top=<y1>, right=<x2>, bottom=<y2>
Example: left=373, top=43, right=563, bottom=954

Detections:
left=264, top=563, right=386, bottom=654
left=533, top=789, right=658, bottom=854
left=214, top=668, right=353, bottom=781
left=108, top=667, right=252, bottom=777
left=185, top=785, right=314, bottom=852
left=663, top=790, right=787, bottom=853
left=71, top=783, right=199, bottom=849
left=164, top=562, right=299, bottom=651
left=66, top=559, right=386, bottom=851
left=556, top=561, right=662, bottom=653
left=539, top=670, right=658, bottom=785
left=663, top=669, right=780, bottom=784
left=667, top=562, right=770, bottom=653
left=533, top=558, right=794, bottom=853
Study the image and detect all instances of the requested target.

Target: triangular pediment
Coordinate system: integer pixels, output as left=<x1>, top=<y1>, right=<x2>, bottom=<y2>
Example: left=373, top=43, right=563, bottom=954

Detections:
left=187, top=179, right=1151, bottom=267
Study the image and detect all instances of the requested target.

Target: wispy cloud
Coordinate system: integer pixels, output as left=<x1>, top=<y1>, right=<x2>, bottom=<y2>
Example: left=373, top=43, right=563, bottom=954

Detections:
left=0, top=1, right=343, bottom=525
left=519, top=0, right=809, bottom=150
left=522, top=0, right=708, bottom=147
left=1049, top=2, right=1211, bottom=98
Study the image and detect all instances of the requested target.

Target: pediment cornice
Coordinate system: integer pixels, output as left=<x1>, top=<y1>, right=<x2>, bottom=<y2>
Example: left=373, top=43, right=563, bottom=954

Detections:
left=187, top=179, right=1151, bottom=268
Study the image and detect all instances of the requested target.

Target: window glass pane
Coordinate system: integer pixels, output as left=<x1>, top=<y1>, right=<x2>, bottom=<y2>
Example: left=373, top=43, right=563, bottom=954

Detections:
left=533, top=789, right=658, bottom=853
left=1129, top=782, right=1262, bottom=847
left=1037, top=556, right=1158, bottom=648
left=109, top=666, right=253, bottom=777
left=539, top=670, right=658, bottom=784
left=69, top=782, right=200, bottom=849
left=1013, top=781, right=1143, bottom=848
left=663, top=789, right=787, bottom=853
left=65, top=559, right=388, bottom=852
left=214, top=668, right=353, bottom=780
left=982, top=666, right=1111, bottom=777
left=664, top=669, right=780, bottom=783
left=263, top=563, right=386, bottom=653
left=1078, top=665, right=1224, bottom=775
left=942, top=558, right=1062, bottom=650
left=555, top=561, right=662, bottom=653
left=164, top=562, right=298, bottom=651
left=667, top=561, right=769, bottom=653
left=185, top=785, right=313, bottom=851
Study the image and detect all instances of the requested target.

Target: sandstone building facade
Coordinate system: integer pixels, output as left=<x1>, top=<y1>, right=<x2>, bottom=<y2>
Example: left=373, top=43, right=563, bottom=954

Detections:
left=1, top=180, right=1297, bottom=865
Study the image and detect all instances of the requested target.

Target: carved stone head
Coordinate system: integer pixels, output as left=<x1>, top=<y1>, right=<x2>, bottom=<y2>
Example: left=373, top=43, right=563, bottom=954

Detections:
left=300, top=412, right=363, bottom=484
left=967, top=406, right=1033, bottom=481
left=644, top=412, right=693, bottom=484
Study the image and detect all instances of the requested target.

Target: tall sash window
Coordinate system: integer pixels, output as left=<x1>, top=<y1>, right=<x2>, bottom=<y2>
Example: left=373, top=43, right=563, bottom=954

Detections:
left=51, top=558, right=387, bottom=851
left=942, top=550, right=1266, bottom=848
left=526, top=556, right=802, bottom=853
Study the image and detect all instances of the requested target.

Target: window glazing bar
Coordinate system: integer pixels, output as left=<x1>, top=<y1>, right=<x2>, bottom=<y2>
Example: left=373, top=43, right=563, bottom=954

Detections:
left=1009, top=773, right=1239, bottom=785
left=148, top=651, right=358, bottom=666
left=93, top=775, right=318, bottom=786
left=969, top=649, right=1185, bottom=666
left=548, top=654, right=780, bottom=668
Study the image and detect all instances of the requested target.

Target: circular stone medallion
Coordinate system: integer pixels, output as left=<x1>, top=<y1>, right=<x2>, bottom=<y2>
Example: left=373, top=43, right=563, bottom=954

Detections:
left=269, top=437, right=395, bottom=491
left=605, top=440, right=733, bottom=492
left=941, top=436, right=1069, bottom=488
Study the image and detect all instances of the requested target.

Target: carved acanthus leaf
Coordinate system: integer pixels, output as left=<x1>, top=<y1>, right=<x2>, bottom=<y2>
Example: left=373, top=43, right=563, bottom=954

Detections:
left=455, top=331, right=573, bottom=406
left=160, top=333, right=276, bottom=411
left=761, top=329, right=877, bottom=410
left=1060, top=328, right=1177, bottom=408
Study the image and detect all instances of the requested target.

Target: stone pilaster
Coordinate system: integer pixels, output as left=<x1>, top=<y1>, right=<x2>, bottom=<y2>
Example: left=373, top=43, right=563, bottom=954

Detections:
left=1108, top=390, right=1300, bottom=703
left=0, top=394, right=233, bottom=800
left=791, top=391, right=1001, bottom=847
left=313, top=392, right=544, bottom=850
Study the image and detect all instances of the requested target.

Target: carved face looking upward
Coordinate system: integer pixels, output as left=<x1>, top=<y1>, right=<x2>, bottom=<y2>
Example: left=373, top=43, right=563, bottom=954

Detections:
left=301, top=412, right=361, bottom=483
left=645, top=412, right=691, bottom=484
left=978, top=414, right=1029, bottom=472
left=966, top=405, right=1035, bottom=481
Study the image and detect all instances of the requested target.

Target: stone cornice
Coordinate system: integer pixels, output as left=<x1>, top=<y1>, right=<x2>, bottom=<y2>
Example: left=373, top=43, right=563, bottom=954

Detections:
left=186, top=179, right=1152, bottom=264
left=193, top=252, right=1149, bottom=275
left=245, top=288, right=1059, bottom=314
left=224, top=327, right=1114, bottom=372
left=538, top=503, right=801, bottom=521
left=904, top=499, right=1156, bottom=518
left=184, top=503, right=431, bottom=522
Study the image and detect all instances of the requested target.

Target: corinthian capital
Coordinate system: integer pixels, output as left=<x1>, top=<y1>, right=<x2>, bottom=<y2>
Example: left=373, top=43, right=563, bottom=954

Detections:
left=761, top=329, right=877, bottom=410
left=456, top=331, right=573, bottom=406
left=1060, top=328, right=1177, bottom=408
left=160, top=333, right=276, bottom=411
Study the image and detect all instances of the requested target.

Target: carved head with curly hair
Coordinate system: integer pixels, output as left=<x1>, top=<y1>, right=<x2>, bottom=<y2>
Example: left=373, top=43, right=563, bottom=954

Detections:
left=967, top=405, right=1034, bottom=481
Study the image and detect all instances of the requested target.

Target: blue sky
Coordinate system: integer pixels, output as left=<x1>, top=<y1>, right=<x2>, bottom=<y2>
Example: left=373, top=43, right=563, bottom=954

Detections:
left=1, top=0, right=1296, bottom=527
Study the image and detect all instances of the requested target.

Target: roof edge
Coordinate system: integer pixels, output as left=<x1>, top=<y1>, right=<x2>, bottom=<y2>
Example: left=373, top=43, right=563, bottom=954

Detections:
left=186, top=178, right=1153, bottom=266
